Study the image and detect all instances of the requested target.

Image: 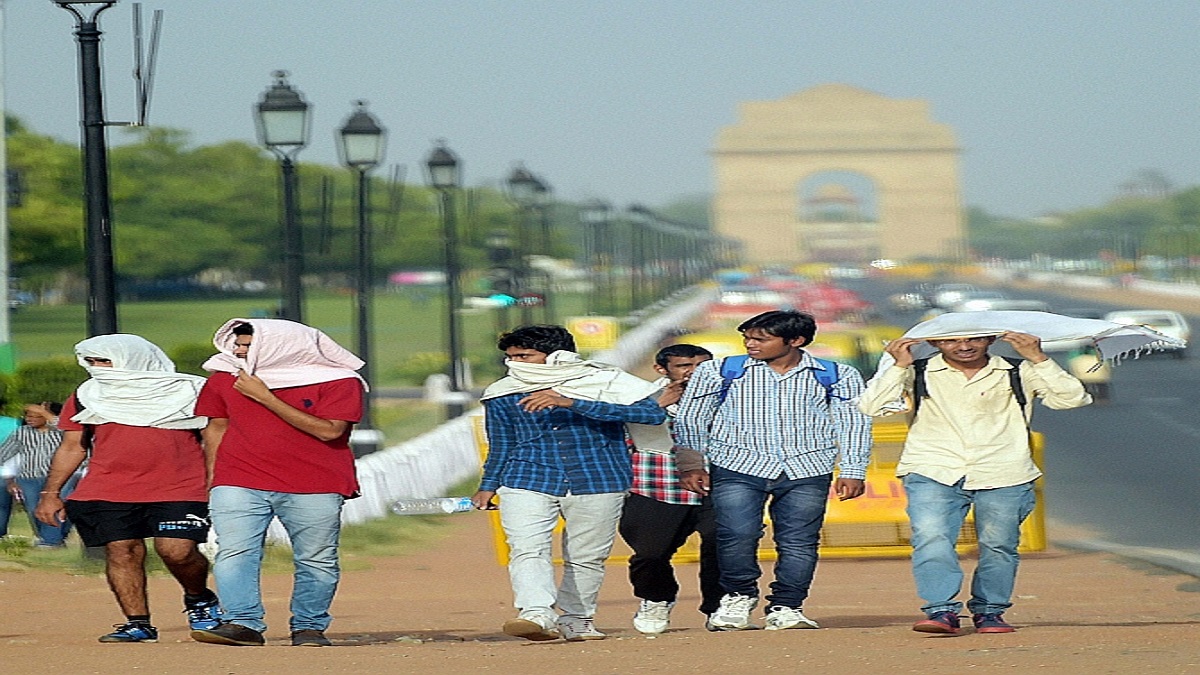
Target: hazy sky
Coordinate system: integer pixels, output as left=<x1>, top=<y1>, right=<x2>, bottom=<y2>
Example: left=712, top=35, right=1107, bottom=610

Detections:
left=4, top=1, right=1199, bottom=219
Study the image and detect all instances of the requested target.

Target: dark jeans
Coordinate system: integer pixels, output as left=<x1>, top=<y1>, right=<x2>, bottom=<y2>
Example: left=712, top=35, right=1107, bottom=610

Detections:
left=618, top=492, right=723, bottom=615
left=710, top=465, right=831, bottom=609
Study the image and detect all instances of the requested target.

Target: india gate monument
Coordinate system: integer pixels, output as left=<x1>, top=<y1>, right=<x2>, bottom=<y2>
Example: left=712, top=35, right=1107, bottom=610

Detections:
left=712, top=84, right=964, bottom=265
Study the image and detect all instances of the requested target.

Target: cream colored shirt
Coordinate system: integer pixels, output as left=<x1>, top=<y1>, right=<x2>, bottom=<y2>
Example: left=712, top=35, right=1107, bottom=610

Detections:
left=858, top=354, right=1091, bottom=489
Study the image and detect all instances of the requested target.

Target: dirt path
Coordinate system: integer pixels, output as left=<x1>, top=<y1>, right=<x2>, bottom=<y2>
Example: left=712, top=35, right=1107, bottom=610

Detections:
left=5, top=510, right=1200, bottom=674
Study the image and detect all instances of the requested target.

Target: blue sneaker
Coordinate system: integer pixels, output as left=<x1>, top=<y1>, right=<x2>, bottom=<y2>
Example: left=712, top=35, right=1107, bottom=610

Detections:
left=185, top=598, right=223, bottom=631
left=99, top=622, right=159, bottom=643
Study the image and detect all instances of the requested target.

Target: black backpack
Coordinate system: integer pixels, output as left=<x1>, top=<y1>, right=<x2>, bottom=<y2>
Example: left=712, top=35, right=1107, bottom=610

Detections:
left=911, top=356, right=1026, bottom=416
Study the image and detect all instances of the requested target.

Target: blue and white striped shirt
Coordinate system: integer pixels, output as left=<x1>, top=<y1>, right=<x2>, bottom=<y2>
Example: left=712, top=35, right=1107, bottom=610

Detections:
left=673, top=353, right=872, bottom=480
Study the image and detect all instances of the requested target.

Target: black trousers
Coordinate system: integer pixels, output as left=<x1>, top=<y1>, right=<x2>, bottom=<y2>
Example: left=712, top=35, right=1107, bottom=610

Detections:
left=618, top=492, right=723, bottom=615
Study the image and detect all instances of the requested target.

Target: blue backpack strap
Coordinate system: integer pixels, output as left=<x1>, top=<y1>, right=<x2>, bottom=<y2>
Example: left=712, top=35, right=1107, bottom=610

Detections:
left=716, top=355, right=750, bottom=404
left=808, top=357, right=841, bottom=404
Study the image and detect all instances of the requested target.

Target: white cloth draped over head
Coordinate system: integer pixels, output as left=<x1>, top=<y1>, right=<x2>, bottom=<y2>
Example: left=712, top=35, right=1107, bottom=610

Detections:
left=873, top=310, right=1188, bottom=373
left=481, top=350, right=660, bottom=404
left=73, top=334, right=208, bottom=429
left=202, top=318, right=368, bottom=390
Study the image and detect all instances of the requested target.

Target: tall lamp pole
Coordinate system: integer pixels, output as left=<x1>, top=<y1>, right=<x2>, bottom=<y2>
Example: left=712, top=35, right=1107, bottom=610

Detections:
left=532, top=176, right=554, bottom=324
left=55, top=1, right=118, bottom=336
left=426, top=141, right=466, bottom=419
left=506, top=164, right=538, bottom=325
left=338, top=101, right=385, bottom=457
left=255, top=71, right=310, bottom=323
left=580, top=200, right=611, bottom=315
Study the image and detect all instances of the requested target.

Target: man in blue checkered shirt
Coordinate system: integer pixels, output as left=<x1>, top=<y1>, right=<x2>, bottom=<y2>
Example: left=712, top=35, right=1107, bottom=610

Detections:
left=675, top=310, right=873, bottom=632
left=471, top=325, right=665, bottom=643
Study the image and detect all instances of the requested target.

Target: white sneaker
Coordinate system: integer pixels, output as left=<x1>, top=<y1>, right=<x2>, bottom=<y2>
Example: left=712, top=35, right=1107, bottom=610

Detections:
left=502, top=613, right=561, bottom=641
left=558, top=617, right=607, bottom=641
left=764, top=605, right=819, bottom=630
left=706, top=593, right=759, bottom=631
left=632, top=600, right=674, bottom=634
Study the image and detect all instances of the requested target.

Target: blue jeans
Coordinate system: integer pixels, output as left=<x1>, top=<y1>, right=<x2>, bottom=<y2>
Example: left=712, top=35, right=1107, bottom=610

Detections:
left=903, top=473, right=1036, bottom=616
left=209, top=486, right=345, bottom=633
left=710, top=465, right=831, bottom=609
left=16, top=475, right=79, bottom=546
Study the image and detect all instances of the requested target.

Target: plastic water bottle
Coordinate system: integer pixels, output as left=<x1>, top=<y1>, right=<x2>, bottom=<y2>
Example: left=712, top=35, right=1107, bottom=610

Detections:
left=389, top=496, right=475, bottom=515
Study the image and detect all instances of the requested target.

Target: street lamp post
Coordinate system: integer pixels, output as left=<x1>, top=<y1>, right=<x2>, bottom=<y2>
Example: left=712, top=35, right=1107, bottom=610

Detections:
left=255, top=71, right=311, bottom=323
left=338, top=101, right=385, bottom=457
left=55, top=1, right=118, bottom=336
left=426, top=141, right=467, bottom=419
left=580, top=200, right=612, bottom=315
left=532, top=176, right=554, bottom=324
left=506, top=164, right=538, bottom=325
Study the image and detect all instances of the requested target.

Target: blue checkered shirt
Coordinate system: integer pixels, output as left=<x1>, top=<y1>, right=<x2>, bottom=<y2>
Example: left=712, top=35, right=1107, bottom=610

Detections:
left=673, top=353, right=873, bottom=480
left=480, top=394, right=666, bottom=496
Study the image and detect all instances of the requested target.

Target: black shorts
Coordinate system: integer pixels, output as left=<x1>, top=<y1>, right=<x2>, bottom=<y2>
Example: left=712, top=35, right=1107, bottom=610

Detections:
left=65, top=500, right=210, bottom=547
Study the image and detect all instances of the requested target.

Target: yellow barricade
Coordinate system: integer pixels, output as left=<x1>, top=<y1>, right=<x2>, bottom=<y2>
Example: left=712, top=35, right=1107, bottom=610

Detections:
left=473, top=417, right=1047, bottom=566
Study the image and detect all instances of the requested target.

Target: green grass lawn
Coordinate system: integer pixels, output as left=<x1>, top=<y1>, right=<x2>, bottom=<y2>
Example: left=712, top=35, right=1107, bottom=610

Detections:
left=11, top=290, right=589, bottom=387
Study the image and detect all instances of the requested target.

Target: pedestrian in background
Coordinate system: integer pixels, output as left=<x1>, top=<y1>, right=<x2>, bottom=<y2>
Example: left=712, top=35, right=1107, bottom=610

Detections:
left=0, top=397, right=22, bottom=539
left=0, top=402, right=75, bottom=547
left=859, top=331, right=1090, bottom=635
left=620, top=343, right=721, bottom=635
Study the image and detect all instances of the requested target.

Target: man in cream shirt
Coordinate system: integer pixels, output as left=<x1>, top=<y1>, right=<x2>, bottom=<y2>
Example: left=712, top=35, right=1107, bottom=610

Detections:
left=859, top=331, right=1089, bottom=636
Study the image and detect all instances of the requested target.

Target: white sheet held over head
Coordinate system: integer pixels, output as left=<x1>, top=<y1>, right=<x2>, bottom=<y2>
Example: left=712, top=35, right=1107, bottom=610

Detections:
left=875, top=310, right=1186, bottom=372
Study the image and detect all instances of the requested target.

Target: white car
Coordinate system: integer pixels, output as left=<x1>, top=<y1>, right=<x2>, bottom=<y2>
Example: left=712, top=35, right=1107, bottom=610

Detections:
left=1103, top=310, right=1190, bottom=359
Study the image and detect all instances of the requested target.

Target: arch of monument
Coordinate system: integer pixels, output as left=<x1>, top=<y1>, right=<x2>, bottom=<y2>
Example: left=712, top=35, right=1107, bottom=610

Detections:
left=712, top=84, right=964, bottom=265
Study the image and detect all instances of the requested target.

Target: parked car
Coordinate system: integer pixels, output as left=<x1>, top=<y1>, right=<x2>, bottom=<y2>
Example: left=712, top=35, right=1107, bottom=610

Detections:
left=930, top=283, right=979, bottom=309
left=953, top=298, right=1051, bottom=313
left=1103, top=310, right=1190, bottom=359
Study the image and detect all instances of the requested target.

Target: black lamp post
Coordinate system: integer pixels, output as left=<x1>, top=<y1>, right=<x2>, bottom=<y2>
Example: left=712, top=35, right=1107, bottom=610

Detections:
left=506, top=164, right=539, bottom=325
left=255, top=71, right=311, bottom=323
left=532, top=176, right=554, bottom=323
left=580, top=199, right=612, bottom=315
left=426, top=141, right=467, bottom=419
left=55, top=1, right=118, bottom=336
left=338, top=101, right=385, bottom=457
left=627, top=204, right=652, bottom=311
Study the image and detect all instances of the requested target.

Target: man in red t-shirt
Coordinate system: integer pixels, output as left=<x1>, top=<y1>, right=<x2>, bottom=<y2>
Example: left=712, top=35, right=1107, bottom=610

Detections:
left=35, top=334, right=220, bottom=644
left=190, top=319, right=364, bottom=648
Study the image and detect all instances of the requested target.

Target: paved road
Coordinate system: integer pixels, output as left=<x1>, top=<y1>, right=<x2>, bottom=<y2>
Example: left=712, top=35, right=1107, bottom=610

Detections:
left=845, top=277, right=1200, bottom=568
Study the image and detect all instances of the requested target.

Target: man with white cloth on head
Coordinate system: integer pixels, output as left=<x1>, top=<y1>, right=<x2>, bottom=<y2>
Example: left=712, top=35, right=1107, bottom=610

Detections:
left=190, top=319, right=365, bottom=648
left=471, top=324, right=666, bottom=642
left=858, top=312, right=1093, bottom=636
left=35, top=334, right=220, bottom=644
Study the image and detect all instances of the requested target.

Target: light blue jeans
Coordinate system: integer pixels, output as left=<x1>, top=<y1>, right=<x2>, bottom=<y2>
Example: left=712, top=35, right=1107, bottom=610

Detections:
left=497, top=487, right=625, bottom=621
left=903, top=473, right=1036, bottom=617
left=209, top=486, right=345, bottom=633
left=16, top=475, right=79, bottom=546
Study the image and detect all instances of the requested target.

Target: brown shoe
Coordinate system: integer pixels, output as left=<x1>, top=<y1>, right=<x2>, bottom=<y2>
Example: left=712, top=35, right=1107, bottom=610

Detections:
left=502, top=617, right=561, bottom=642
left=191, top=622, right=266, bottom=646
left=291, top=629, right=332, bottom=647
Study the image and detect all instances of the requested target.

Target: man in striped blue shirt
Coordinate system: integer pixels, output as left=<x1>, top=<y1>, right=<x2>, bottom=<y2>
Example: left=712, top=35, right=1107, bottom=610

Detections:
left=675, top=310, right=873, bottom=631
left=471, top=325, right=666, bottom=643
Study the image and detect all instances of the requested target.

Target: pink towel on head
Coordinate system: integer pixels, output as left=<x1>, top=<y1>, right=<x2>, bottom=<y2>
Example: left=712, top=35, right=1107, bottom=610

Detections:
left=202, top=318, right=368, bottom=391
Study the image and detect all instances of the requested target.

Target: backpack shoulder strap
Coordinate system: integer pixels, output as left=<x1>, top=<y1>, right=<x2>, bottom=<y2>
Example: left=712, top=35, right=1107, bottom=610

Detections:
left=911, top=358, right=930, bottom=415
left=1002, top=356, right=1028, bottom=410
left=716, top=355, right=750, bottom=405
left=809, top=357, right=841, bottom=404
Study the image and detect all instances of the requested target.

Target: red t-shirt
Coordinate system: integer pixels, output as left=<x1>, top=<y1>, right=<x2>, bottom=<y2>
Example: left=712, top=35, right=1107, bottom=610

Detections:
left=58, top=394, right=208, bottom=503
left=195, top=373, right=362, bottom=497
